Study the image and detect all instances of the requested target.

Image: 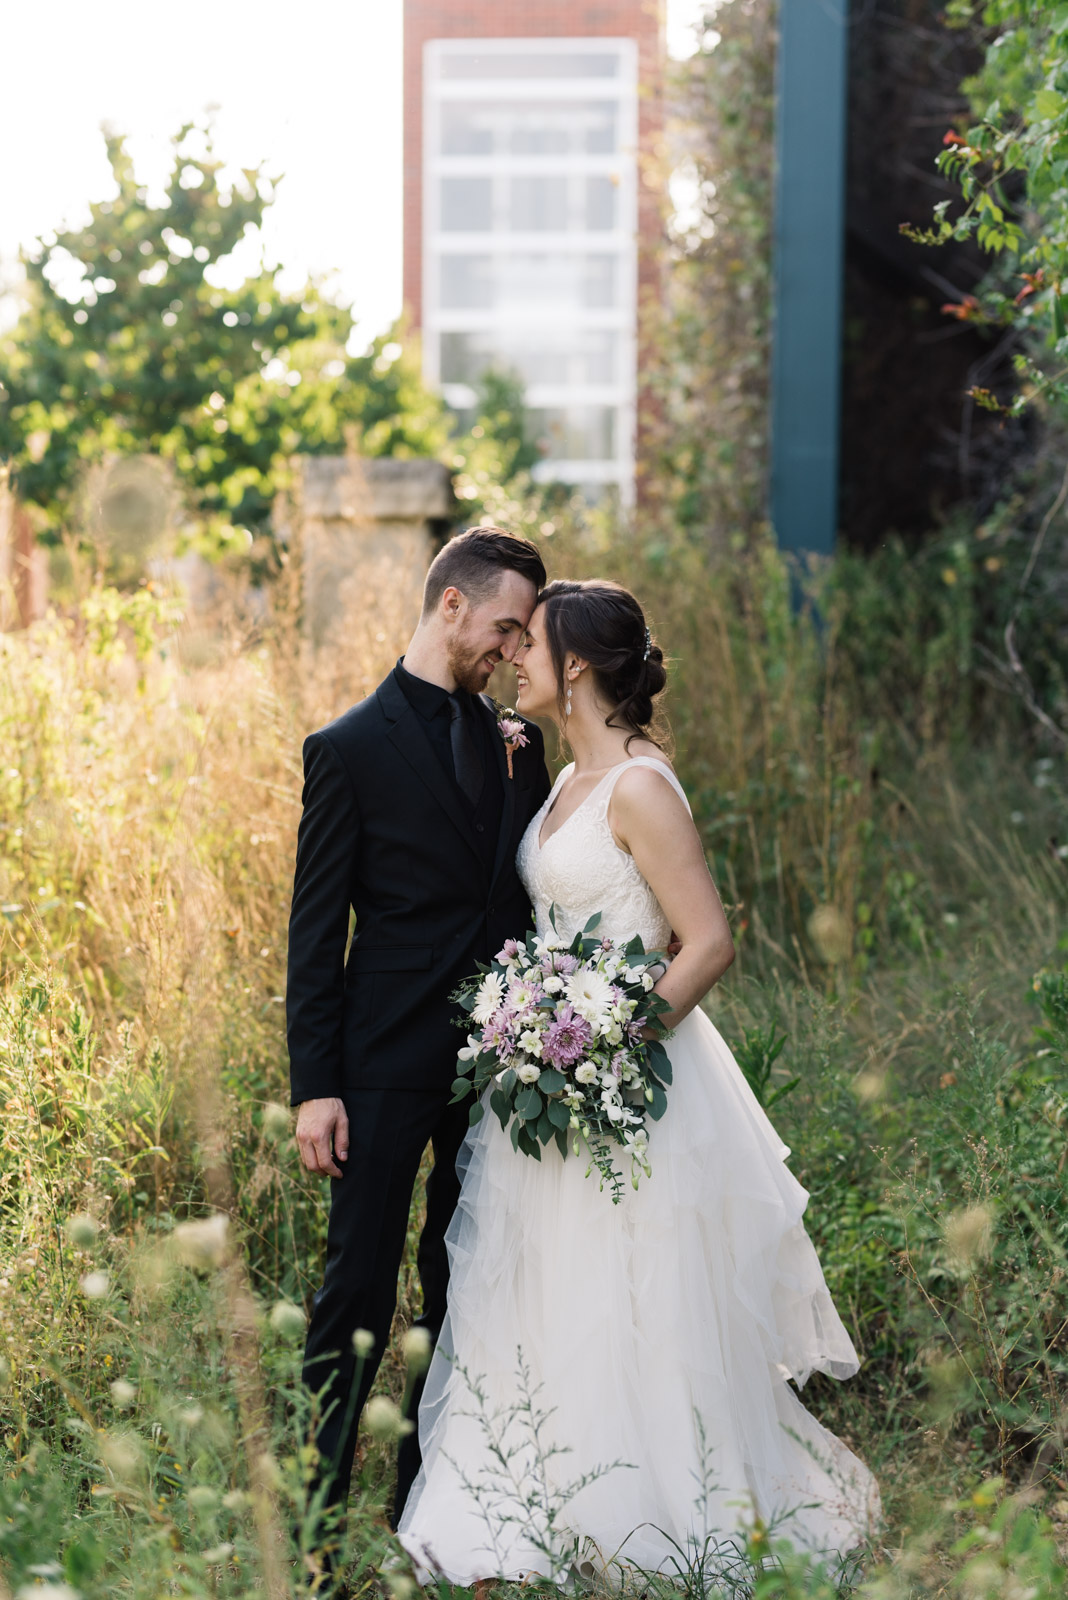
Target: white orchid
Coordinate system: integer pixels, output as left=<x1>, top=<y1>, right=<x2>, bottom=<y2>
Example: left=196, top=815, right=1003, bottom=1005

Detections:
left=519, top=1029, right=544, bottom=1058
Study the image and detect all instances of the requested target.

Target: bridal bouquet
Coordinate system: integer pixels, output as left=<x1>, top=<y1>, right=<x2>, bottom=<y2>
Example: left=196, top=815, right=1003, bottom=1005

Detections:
left=449, top=912, right=673, bottom=1202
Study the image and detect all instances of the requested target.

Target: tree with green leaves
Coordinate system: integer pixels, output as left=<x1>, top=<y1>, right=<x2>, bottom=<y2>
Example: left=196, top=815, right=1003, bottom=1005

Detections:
left=0, top=124, right=452, bottom=560
left=902, top=1, right=1068, bottom=744
left=906, top=1, right=1068, bottom=418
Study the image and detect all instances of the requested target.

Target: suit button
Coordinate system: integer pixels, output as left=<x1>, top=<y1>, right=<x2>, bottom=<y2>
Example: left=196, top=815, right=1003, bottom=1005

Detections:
left=476, top=822, right=485, bottom=833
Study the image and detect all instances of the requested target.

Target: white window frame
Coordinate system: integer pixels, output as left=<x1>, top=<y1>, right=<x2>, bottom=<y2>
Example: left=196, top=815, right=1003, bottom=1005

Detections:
left=423, top=35, right=638, bottom=500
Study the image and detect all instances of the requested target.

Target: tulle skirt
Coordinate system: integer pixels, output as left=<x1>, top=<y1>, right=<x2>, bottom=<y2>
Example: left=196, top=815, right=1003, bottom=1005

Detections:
left=398, top=1007, right=880, bottom=1584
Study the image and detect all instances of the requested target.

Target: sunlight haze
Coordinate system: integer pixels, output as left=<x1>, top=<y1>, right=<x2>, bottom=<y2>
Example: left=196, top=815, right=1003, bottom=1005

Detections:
left=0, top=0, right=706, bottom=347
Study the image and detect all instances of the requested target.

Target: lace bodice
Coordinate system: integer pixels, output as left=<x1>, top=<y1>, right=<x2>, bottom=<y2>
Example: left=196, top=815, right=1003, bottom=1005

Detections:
left=516, top=756, right=691, bottom=950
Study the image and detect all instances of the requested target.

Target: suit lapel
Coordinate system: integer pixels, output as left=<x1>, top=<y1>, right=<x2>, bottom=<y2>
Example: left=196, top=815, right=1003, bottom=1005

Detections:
left=378, top=673, right=485, bottom=874
left=479, top=694, right=515, bottom=889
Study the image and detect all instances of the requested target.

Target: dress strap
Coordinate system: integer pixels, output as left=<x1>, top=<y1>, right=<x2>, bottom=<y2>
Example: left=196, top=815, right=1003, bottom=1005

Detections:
left=600, top=756, right=692, bottom=816
left=547, top=761, right=575, bottom=801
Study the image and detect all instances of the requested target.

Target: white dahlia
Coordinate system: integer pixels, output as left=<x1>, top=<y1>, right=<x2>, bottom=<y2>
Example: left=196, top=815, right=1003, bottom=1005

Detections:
left=471, top=971, right=506, bottom=1026
left=564, top=967, right=615, bottom=1025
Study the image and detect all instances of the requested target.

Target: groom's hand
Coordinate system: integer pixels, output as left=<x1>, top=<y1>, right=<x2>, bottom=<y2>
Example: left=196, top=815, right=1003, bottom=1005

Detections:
left=295, top=1097, right=350, bottom=1179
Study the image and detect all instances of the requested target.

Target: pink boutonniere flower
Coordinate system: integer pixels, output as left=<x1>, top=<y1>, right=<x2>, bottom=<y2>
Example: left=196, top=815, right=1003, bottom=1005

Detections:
left=492, top=699, right=529, bottom=779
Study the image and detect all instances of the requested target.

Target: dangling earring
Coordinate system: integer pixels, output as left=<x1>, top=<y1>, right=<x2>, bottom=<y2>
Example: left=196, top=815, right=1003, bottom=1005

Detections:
left=565, top=681, right=573, bottom=718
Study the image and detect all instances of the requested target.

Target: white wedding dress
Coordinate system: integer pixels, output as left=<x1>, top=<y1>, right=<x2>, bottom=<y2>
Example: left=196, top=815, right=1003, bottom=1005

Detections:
left=398, top=758, right=880, bottom=1583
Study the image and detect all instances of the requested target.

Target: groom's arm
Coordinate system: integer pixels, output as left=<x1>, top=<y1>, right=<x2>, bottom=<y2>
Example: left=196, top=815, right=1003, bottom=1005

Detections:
left=286, top=731, right=359, bottom=1109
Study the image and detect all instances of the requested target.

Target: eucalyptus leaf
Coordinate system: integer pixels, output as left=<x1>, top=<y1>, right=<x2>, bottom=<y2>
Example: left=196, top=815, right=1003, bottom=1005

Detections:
left=515, top=1086, right=543, bottom=1122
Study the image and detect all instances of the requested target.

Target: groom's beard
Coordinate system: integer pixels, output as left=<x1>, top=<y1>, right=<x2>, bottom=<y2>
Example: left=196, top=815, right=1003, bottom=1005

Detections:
left=447, top=632, right=501, bottom=695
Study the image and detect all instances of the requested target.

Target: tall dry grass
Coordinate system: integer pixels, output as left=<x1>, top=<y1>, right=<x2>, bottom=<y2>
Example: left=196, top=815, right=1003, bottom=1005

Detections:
left=0, top=528, right=1066, bottom=1595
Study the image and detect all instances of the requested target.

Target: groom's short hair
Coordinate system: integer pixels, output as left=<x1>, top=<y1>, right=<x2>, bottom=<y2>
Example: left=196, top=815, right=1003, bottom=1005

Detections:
left=421, top=525, right=546, bottom=617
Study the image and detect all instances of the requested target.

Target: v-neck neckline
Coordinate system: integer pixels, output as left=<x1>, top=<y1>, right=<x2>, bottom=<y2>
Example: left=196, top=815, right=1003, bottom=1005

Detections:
left=536, top=761, right=630, bottom=853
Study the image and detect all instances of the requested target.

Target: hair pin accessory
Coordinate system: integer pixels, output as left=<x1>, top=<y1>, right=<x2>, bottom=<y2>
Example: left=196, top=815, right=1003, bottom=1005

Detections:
left=642, top=628, right=652, bottom=662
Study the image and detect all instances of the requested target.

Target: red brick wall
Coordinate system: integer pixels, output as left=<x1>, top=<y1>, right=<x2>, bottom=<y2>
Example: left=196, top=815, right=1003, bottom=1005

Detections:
left=403, top=0, right=665, bottom=330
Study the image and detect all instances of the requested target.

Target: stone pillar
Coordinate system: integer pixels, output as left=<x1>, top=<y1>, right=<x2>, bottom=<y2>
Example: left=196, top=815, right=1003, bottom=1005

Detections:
left=0, top=467, right=48, bottom=630
left=281, top=456, right=454, bottom=647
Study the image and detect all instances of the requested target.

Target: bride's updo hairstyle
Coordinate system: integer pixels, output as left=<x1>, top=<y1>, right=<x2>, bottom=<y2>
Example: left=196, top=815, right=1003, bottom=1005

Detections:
left=539, top=579, right=668, bottom=750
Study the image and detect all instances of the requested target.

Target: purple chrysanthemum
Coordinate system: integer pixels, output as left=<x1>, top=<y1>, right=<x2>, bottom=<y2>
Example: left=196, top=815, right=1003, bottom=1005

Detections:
left=483, top=1010, right=516, bottom=1059
left=541, top=1004, right=592, bottom=1069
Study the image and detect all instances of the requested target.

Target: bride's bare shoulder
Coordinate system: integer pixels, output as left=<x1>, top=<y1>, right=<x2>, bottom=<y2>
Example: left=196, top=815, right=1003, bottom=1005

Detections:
left=623, top=738, right=677, bottom=776
left=611, top=745, right=685, bottom=808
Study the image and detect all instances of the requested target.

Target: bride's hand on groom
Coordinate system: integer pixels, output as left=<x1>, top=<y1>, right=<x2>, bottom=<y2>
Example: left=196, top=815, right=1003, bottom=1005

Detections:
left=296, top=1097, right=349, bottom=1178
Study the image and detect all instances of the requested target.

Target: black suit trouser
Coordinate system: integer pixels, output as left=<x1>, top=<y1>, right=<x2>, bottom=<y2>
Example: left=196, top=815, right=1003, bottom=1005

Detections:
left=300, top=1085, right=470, bottom=1526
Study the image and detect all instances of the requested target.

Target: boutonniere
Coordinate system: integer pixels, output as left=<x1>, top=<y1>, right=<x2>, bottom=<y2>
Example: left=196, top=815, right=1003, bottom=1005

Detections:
left=492, top=698, right=529, bottom=779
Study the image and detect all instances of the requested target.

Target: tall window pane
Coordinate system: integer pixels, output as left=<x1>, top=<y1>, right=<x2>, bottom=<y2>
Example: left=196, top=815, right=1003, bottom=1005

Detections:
left=440, top=178, right=492, bottom=232
left=585, top=177, right=616, bottom=231
left=510, top=177, right=569, bottom=232
left=440, top=255, right=494, bottom=308
left=440, top=329, right=619, bottom=386
left=441, top=100, right=618, bottom=156
left=528, top=405, right=616, bottom=460
left=440, top=51, right=619, bottom=79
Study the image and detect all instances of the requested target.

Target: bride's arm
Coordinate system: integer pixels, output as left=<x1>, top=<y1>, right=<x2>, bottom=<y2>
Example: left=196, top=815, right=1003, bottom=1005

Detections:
left=609, top=765, right=734, bottom=1027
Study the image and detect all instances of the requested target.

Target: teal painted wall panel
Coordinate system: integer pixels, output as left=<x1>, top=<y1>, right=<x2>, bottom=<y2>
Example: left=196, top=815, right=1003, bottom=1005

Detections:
left=770, top=0, right=850, bottom=556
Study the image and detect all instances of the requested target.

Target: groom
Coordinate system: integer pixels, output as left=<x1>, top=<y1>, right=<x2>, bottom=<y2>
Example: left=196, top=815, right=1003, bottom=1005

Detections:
left=286, top=524, right=548, bottom=1548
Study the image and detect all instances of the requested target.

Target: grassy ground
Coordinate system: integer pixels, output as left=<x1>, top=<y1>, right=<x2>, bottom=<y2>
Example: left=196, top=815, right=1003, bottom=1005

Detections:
left=0, top=525, right=1065, bottom=1598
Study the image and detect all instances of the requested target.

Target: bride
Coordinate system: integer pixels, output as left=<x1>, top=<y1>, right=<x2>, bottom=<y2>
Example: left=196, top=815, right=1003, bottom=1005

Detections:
left=398, top=578, right=880, bottom=1583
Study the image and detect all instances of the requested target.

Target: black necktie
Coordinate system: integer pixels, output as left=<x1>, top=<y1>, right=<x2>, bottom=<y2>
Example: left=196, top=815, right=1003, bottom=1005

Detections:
left=448, top=693, right=484, bottom=806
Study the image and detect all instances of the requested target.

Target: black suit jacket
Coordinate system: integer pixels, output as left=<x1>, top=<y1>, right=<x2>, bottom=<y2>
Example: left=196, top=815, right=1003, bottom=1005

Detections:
left=286, top=668, right=551, bottom=1102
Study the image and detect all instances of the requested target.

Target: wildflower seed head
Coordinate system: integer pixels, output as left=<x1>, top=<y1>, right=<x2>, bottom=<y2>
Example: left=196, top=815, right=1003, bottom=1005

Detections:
left=222, top=1488, right=251, bottom=1511
left=386, top=1574, right=420, bottom=1600
left=66, top=1213, right=100, bottom=1248
left=269, top=1300, right=307, bottom=1339
left=944, top=1203, right=995, bottom=1268
left=402, top=1326, right=433, bottom=1375
left=352, top=1327, right=375, bottom=1359
left=172, top=1214, right=229, bottom=1271
left=15, top=1585, right=83, bottom=1600
left=363, top=1395, right=414, bottom=1441
left=262, top=1101, right=290, bottom=1142
left=79, top=1271, right=109, bottom=1299
left=201, top=1542, right=235, bottom=1565
left=807, top=903, right=851, bottom=965
left=109, top=1379, right=136, bottom=1409
left=255, top=1451, right=284, bottom=1491
left=187, top=1484, right=220, bottom=1512
left=97, top=1430, right=144, bottom=1481
left=853, top=1070, right=886, bottom=1104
